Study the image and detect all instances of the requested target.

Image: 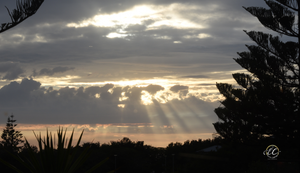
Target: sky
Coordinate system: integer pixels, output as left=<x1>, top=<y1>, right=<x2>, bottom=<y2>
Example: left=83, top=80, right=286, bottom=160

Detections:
left=0, top=0, right=276, bottom=147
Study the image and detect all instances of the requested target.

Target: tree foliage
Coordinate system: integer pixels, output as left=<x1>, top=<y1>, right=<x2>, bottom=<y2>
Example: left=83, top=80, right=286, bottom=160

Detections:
left=213, top=0, right=299, bottom=144
left=0, top=0, right=44, bottom=33
left=0, top=115, right=24, bottom=153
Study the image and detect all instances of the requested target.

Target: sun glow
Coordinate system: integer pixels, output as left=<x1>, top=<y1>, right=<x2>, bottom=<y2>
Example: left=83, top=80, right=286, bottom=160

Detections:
left=36, top=75, right=81, bottom=87
left=66, top=4, right=206, bottom=39
left=106, top=32, right=128, bottom=38
left=105, top=79, right=170, bottom=87
left=141, top=91, right=153, bottom=105
left=67, top=5, right=156, bottom=28
left=119, top=92, right=129, bottom=101
left=29, top=76, right=222, bottom=104
left=118, top=104, right=125, bottom=108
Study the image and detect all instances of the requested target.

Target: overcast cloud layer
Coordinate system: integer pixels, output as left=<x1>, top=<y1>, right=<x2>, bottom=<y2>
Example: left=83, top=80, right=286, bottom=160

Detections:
left=0, top=0, right=285, bottom=144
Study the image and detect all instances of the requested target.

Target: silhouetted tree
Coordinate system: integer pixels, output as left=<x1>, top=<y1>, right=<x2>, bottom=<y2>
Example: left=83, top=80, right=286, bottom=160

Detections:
left=0, top=115, right=24, bottom=153
left=0, top=0, right=44, bottom=33
left=21, top=142, right=38, bottom=153
left=213, top=0, right=299, bottom=144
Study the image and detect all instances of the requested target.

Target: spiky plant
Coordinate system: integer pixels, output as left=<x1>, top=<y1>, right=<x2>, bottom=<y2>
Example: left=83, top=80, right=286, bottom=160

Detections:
left=0, top=127, right=112, bottom=173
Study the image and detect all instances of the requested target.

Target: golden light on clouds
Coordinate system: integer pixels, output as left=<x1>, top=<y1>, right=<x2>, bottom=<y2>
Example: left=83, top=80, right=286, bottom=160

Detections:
left=106, top=32, right=128, bottom=38
left=35, top=75, right=81, bottom=87
left=66, top=4, right=207, bottom=39
left=183, top=33, right=211, bottom=39
left=66, top=5, right=156, bottom=28
left=104, top=79, right=170, bottom=87
left=141, top=91, right=153, bottom=105
left=30, top=75, right=227, bottom=104
left=118, top=104, right=125, bottom=108
left=12, top=34, right=25, bottom=44
left=119, top=92, right=129, bottom=101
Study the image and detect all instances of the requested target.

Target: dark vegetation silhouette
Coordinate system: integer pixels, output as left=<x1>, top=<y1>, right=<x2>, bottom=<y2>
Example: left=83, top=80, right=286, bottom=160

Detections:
left=213, top=0, right=299, bottom=149
left=212, top=0, right=299, bottom=172
left=0, top=128, right=227, bottom=173
left=0, top=127, right=112, bottom=173
left=2, top=128, right=297, bottom=173
left=0, top=115, right=24, bottom=153
left=0, top=0, right=44, bottom=33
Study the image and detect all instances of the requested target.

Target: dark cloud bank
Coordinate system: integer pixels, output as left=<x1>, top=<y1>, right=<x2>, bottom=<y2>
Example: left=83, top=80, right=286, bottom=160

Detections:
left=0, top=62, right=25, bottom=80
left=0, top=78, right=219, bottom=133
left=32, top=66, right=75, bottom=77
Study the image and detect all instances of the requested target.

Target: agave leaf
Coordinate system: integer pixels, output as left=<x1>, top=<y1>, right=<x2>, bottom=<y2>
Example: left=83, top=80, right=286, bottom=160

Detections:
left=49, top=131, right=55, bottom=171
left=67, top=129, right=74, bottom=149
left=45, top=129, right=54, bottom=172
left=0, top=156, right=23, bottom=173
left=57, top=128, right=65, bottom=169
left=107, top=170, right=116, bottom=173
left=64, top=128, right=88, bottom=173
left=33, top=131, right=46, bottom=172
left=76, top=129, right=84, bottom=146
left=62, top=128, right=67, bottom=148
left=63, top=129, right=76, bottom=172
left=51, top=132, right=54, bottom=150
left=66, top=129, right=86, bottom=172
left=63, top=152, right=74, bottom=173
left=84, top=157, right=110, bottom=173
left=67, top=146, right=92, bottom=173
left=65, top=129, right=75, bottom=164
left=0, top=140, right=44, bottom=173
left=24, top=138, right=41, bottom=172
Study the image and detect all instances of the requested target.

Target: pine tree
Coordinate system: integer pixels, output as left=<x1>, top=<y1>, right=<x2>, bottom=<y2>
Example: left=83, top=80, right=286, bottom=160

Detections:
left=1, top=115, right=24, bottom=153
left=213, top=0, right=299, bottom=144
left=0, top=0, right=44, bottom=33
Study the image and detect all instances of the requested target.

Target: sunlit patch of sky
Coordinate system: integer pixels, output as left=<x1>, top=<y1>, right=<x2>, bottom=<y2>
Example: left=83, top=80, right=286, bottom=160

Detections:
left=33, top=75, right=81, bottom=87
left=67, top=4, right=208, bottom=39
left=2, top=123, right=215, bottom=147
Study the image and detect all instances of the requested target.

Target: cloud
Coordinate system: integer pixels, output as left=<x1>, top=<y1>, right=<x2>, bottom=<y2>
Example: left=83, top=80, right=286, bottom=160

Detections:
left=169, top=85, right=189, bottom=98
left=170, top=85, right=189, bottom=93
left=144, top=84, right=164, bottom=95
left=0, top=78, right=218, bottom=134
left=180, top=75, right=209, bottom=78
left=0, top=0, right=266, bottom=83
left=197, top=83, right=216, bottom=86
left=0, top=78, right=41, bottom=102
left=32, top=66, right=75, bottom=76
left=0, top=62, right=25, bottom=80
